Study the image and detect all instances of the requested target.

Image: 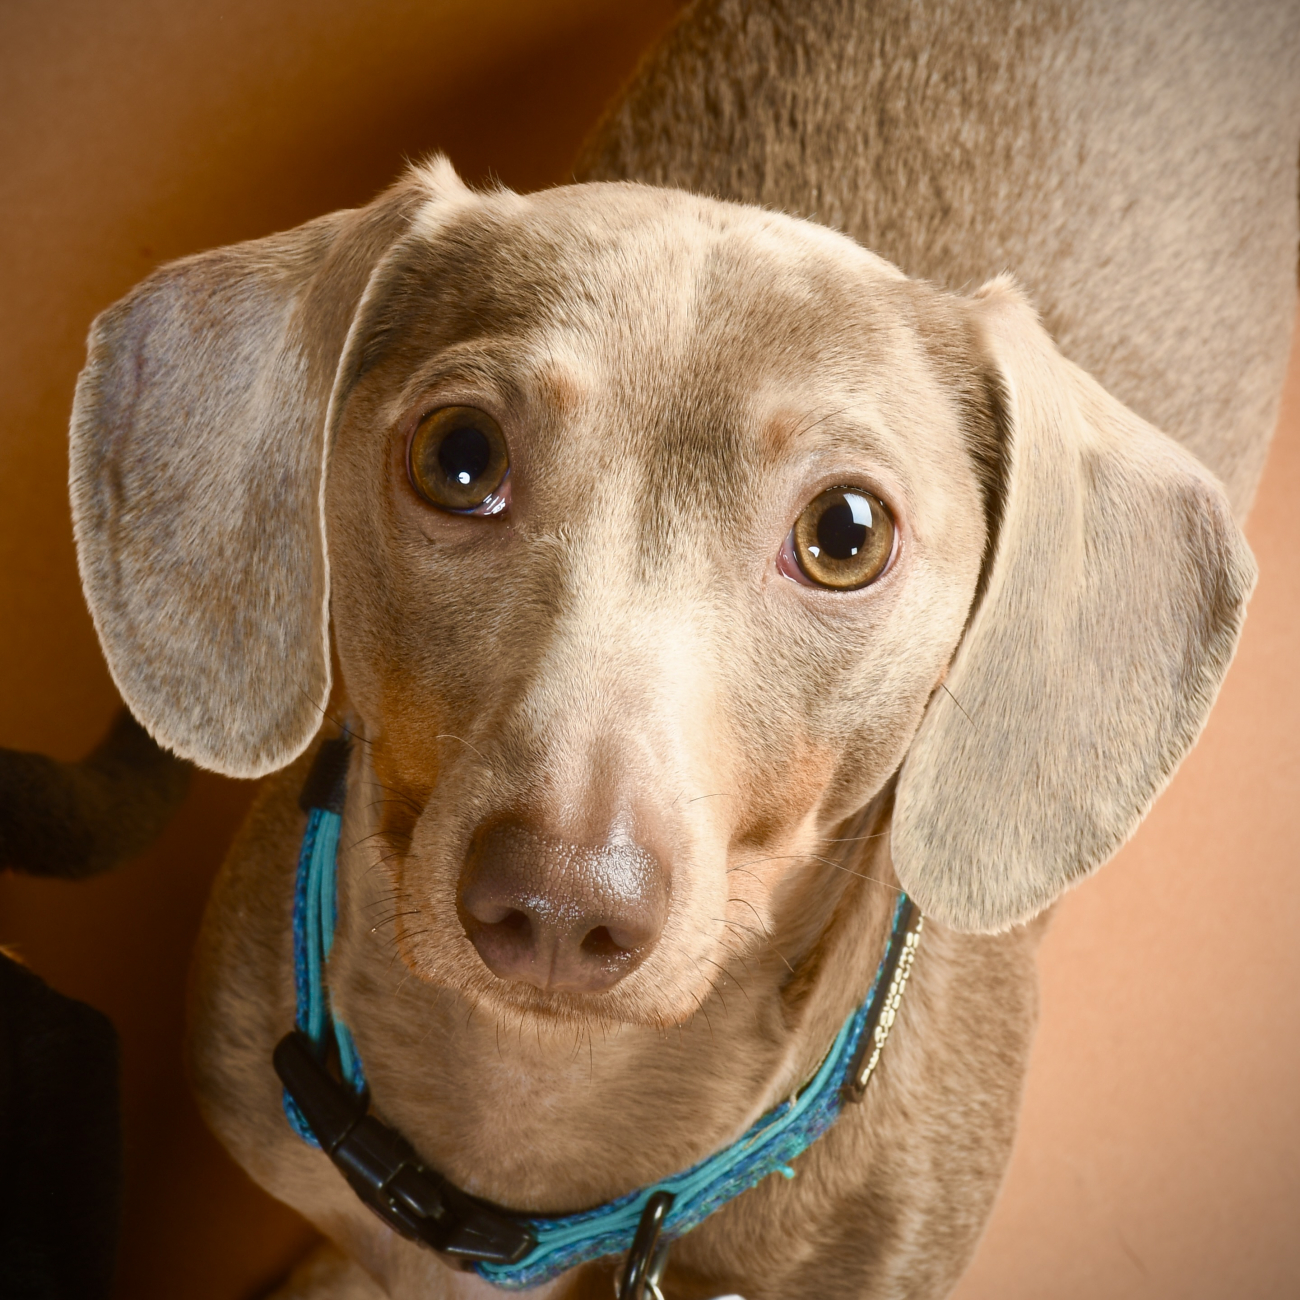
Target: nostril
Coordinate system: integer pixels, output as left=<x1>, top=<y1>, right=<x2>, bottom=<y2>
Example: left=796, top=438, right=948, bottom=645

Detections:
left=491, top=909, right=531, bottom=938
left=580, top=925, right=625, bottom=959
left=458, top=818, right=669, bottom=991
left=465, top=906, right=531, bottom=943
left=462, top=906, right=536, bottom=983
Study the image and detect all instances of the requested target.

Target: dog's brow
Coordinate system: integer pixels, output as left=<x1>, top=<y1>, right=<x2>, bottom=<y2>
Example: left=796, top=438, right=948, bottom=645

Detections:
left=765, top=407, right=851, bottom=455
left=392, top=341, right=528, bottom=411
left=532, top=364, right=588, bottom=421
left=761, top=406, right=912, bottom=488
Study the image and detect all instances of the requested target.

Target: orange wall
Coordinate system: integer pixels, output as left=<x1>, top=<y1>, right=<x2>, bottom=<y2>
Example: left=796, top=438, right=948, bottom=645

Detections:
left=953, top=324, right=1300, bottom=1300
left=0, top=4, right=682, bottom=1296
left=0, top=3, right=1295, bottom=1298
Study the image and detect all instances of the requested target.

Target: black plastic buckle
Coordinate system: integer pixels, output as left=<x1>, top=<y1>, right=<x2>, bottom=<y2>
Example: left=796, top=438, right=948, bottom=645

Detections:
left=273, top=1030, right=536, bottom=1266
left=616, top=1190, right=675, bottom=1300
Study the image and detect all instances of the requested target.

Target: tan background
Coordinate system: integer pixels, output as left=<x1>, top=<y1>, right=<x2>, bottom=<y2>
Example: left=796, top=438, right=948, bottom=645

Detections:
left=0, top=3, right=1295, bottom=1298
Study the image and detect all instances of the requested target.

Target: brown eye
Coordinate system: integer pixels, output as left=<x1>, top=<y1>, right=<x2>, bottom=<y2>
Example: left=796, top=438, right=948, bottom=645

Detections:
left=408, top=406, right=509, bottom=513
left=792, top=488, right=895, bottom=589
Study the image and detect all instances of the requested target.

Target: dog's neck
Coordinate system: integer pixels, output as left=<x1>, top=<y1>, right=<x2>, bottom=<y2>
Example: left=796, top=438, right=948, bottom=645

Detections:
left=323, top=747, right=900, bottom=1217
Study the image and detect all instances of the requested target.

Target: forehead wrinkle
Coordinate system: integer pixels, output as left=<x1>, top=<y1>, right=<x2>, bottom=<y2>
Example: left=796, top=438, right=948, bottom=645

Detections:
left=374, top=189, right=879, bottom=411
left=361, top=199, right=663, bottom=379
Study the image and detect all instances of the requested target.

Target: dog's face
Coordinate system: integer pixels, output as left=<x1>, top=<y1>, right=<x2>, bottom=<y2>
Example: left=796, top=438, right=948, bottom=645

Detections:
left=325, top=183, right=990, bottom=1024
left=71, top=160, right=1253, bottom=1025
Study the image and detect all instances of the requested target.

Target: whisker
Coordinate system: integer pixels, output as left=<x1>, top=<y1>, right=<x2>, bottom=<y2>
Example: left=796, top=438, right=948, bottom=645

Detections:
left=364, top=777, right=423, bottom=803
left=362, top=787, right=422, bottom=815
left=805, top=853, right=904, bottom=894
left=721, top=914, right=795, bottom=974
left=368, top=909, right=421, bottom=932
left=790, top=406, right=850, bottom=440
left=941, top=682, right=976, bottom=727
left=710, top=931, right=753, bottom=972
left=350, top=836, right=401, bottom=857
left=727, top=897, right=771, bottom=938
left=688, top=953, right=729, bottom=1014
left=727, top=853, right=793, bottom=872
left=434, top=733, right=489, bottom=763
left=698, top=1003, right=715, bottom=1046
left=729, top=850, right=901, bottom=896
left=700, top=955, right=751, bottom=1006
left=298, top=691, right=375, bottom=752
left=682, top=988, right=716, bottom=1048
left=389, top=929, right=430, bottom=972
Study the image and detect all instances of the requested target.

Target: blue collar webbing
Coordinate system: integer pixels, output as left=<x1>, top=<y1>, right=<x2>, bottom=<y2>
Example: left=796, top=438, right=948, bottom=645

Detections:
left=282, top=741, right=922, bottom=1290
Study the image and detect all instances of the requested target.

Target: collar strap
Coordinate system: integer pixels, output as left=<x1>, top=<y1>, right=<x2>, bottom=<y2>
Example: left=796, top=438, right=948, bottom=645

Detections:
left=274, top=1028, right=538, bottom=1265
left=274, top=738, right=923, bottom=1290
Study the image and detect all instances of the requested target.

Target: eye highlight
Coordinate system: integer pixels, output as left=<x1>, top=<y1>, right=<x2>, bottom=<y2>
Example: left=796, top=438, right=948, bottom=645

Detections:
left=408, top=406, right=510, bottom=514
left=790, top=488, right=895, bottom=589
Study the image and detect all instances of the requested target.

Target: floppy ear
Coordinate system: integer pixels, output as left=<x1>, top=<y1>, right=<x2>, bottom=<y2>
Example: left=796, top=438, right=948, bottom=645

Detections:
left=70, top=158, right=472, bottom=778
left=892, top=277, right=1256, bottom=931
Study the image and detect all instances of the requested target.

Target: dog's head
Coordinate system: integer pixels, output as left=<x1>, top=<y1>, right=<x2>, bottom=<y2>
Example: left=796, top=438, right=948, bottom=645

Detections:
left=71, top=160, right=1253, bottom=1026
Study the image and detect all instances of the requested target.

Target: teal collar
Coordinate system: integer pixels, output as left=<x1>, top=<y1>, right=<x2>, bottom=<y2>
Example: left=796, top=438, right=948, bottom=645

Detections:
left=276, top=738, right=923, bottom=1291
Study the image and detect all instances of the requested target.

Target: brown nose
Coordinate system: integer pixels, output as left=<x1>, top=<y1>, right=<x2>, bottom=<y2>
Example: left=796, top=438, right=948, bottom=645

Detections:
left=458, top=820, right=669, bottom=993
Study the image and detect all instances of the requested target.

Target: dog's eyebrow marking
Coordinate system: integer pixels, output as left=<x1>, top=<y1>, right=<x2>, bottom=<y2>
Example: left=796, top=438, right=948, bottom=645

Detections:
left=763, top=407, right=850, bottom=457
left=763, top=407, right=911, bottom=492
left=531, top=358, right=588, bottom=420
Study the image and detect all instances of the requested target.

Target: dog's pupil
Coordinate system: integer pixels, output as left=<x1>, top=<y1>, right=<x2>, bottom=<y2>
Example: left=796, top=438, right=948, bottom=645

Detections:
left=437, top=424, right=491, bottom=487
left=817, top=492, right=872, bottom=560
